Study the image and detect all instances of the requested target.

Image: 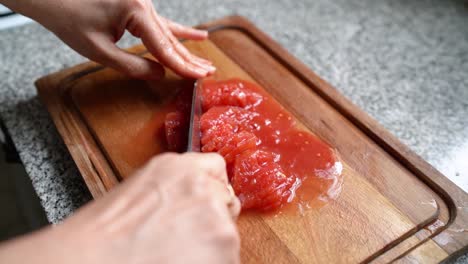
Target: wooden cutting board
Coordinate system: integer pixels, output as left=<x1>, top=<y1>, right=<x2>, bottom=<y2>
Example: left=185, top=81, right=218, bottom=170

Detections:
left=36, top=16, right=467, bottom=263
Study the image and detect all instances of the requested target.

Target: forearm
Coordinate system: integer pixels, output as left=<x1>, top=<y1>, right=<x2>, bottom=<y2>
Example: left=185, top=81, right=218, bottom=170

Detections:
left=0, top=0, right=54, bottom=21
left=0, top=226, right=75, bottom=264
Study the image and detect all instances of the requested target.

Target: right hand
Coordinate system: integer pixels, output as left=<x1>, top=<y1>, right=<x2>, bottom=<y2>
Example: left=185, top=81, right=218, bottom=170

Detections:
left=0, top=153, right=241, bottom=264
left=64, top=152, right=241, bottom=264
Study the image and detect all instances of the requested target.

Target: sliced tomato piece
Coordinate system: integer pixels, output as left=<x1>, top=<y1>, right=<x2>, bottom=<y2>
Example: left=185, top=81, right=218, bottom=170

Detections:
left=231, top=150, right=294, bottom=210
left=219, top=131, right=258, bottom=165
left=200, top=108, right=259, bottom=179
left=200, top=106, right=259, bottom=134
left=201, top=124, right=235, bottom=153
left=201, top=79, right=263, bottom=111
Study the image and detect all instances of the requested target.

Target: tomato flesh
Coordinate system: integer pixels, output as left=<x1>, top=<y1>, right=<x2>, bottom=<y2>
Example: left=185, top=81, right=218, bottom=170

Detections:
left=201, top=79, right=263, bottom=111
left=232, top=150, right=293, bottom=210
left=164, top=79, right=341, bottom=212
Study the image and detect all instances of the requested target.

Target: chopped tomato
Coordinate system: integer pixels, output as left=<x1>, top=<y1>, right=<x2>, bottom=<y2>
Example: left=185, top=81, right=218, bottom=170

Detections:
left=231, top=150, right=294, bottom=210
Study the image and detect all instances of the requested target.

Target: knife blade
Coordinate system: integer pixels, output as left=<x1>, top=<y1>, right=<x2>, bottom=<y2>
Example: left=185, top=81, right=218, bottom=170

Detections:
left=187, top=81, right=202, bottom=152
left=187, top=80, right=238, bottom=210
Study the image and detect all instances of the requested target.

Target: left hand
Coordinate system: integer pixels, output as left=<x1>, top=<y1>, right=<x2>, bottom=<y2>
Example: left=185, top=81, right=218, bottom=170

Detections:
left=3, top=0, right=215, bottom=80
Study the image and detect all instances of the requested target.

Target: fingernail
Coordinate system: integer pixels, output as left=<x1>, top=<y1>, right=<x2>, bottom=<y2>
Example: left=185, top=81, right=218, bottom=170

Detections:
left=194, top=67, right=208, bottom=76
left=206, top=65, right=216, bottom=73
left=198, top=30, right=209, bottom=38
left=192, top=60, right=215, bottom=73
left=201, top=63, right=216, bottom=73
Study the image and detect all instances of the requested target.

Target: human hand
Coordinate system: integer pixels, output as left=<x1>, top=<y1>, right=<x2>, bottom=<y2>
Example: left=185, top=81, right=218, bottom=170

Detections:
left=0, top=153, right=240, bottom=264
left=3, top=0, right=215, bottom=80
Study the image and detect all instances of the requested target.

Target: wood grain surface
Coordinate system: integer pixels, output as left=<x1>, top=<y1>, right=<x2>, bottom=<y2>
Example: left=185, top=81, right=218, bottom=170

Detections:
left=36, top=16, right=467, bottom=263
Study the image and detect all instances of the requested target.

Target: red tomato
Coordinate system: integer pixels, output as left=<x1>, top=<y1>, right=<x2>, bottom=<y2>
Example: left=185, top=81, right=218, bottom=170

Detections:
left=201, top=79, right=263, bottom=111
left=165, top=79, right=340, bottom=212
left=231, top=150, right=294, bottom=210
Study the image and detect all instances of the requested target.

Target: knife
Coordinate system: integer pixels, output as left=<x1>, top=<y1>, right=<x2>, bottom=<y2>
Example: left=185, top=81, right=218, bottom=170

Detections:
left=187, top=81, right=202, bottom=152
left=187, top=80, right=238, bottom=207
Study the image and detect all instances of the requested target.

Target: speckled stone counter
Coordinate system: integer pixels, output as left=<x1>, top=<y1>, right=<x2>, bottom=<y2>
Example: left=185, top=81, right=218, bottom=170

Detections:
left=1, top=0, right=467, bottom=259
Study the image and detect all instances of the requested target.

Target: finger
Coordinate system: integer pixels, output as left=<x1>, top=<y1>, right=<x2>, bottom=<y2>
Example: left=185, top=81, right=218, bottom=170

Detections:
left=183, top=152, right=229, bottom=184
left=152, top=12, right=215, bottom=74
left=92, top=36, right=165, bottom=80
left=157, top=16, right=212, bottom=66
left=165, top=34, right=215, bottom=71
left=185, top=153, right=240, bottom=219
left=206, top=179, right=241, bottom=220
left=137, top=17, right=208, bottom=79
left=155, top=16, right=215, bottom=73
left=163, top=23, right=215, bottom=70
left=227, top=185, right=241, bottom=219
left=162, top=17, right=209, bottom=40
left=229, top=199, right=241, bottom=220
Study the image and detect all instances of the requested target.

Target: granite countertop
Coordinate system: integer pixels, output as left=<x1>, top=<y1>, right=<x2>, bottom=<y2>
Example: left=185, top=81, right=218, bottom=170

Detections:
left=0, top=0, right=467, bottom=261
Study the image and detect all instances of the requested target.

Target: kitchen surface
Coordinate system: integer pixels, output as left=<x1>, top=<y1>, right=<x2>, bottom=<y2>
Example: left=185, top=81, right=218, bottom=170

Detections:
left=0, top=5, right=32, bottom=30
left=1, top=0, right=467, bottom=262
left=0, top=127, right=48, bottom=241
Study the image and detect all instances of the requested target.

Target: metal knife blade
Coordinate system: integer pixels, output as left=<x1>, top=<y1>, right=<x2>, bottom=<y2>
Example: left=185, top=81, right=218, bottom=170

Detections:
left=187, top=81, right=202, bottom=152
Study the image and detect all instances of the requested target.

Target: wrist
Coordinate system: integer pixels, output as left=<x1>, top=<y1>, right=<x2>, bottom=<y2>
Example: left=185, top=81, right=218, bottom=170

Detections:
left=0, top=0, right=63, bottom=26
left=2, top=0, right=36, bottom=17
left=0, top=226, right=69, bottom=264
